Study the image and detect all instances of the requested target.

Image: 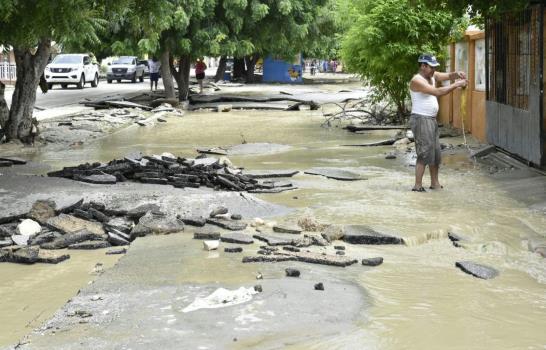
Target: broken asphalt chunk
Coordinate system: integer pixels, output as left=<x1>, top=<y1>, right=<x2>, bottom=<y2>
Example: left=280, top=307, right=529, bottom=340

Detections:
left=455, top=261, right=499, bottom=280
left=220, top=232, right=254, bottom=244
left=194, top=231, right=221, bottom=240
left=342, top=225, right=403, bottom=245
left=304, top=168, right=364, bottom=181
left=41, top=229, right=106, bottom=249
left=179, top=216, right=206, bottom=227
left=68, top=241, right=111, bottom=250
left=252, top=233, right=295, bottom=246
left=0, top=156, right=27, bottom=165
left=224, top=247, right=243, bottom=253
left=106, top=248, right=127, bottom=255
left=273, top=224, right=302, bottom=235
left=107, top=232, right=130, bottom=246
left=242, top=255, right=296, bottom=263
left=76, top=173, right=117, bottom=185
left=5, top=247, right=39, bottom=264
left=361, top=257, right=383, bottom=266
left=206, top=218, right=247, bottom=231
left=36, top=250, right=70, bottom=264
left=285, top=268, right=300, bottom=277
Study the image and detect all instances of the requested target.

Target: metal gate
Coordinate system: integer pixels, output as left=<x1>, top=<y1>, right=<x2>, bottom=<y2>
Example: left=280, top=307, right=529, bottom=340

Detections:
left=486, top=3, right=544, bottom=165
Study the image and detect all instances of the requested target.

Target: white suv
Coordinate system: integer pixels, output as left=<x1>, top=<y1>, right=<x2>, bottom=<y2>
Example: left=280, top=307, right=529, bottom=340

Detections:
left=45, top=54, right=99, bottom=89
left=106, top=56, right=145, bottom=83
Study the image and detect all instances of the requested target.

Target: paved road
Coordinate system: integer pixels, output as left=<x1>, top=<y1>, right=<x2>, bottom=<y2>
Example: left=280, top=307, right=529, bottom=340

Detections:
left=5, top=79, right=160, bottom=109
left=5, top=66, right=221, bottom=109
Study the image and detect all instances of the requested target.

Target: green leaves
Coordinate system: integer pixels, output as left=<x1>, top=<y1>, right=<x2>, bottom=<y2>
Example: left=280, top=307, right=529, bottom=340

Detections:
left=341, top=0, right=456, bottom=115
left=278, top=0, right=293, bottom=15
left=0, top=0, right=110, bottom=49
left=423, top=0, right=530, bottom=24
left=137, top=37, right=160, bottom=53
left=173, top=7, right=190, bottom=30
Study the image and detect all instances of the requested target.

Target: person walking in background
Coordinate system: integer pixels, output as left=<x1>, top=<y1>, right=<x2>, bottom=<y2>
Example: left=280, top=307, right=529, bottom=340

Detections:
left=148, top=57, right=161, bottom=92
left=195, top=58, right=207, bottom=94
left=409, top=53, right=467, bottom=192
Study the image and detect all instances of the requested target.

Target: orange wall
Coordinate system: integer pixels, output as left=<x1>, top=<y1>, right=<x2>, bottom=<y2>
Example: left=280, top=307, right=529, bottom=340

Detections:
left=438, top=94, right=451, bottom=126
left=438, top=31, right=486, bottom=142
left=471, top=91, right=486, bottom=141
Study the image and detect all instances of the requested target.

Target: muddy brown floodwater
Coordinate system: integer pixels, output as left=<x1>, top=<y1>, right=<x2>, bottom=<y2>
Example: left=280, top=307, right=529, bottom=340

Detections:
left=2, top=88, right=546, bottom=349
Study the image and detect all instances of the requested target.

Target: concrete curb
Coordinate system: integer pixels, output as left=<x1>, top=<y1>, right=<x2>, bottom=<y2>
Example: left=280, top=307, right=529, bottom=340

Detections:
left=34, top=105, right=95, bottom=122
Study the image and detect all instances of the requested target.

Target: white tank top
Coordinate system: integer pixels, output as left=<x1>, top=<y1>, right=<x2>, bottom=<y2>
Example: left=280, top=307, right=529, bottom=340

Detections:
left=410, top=75, right=438, bottom=117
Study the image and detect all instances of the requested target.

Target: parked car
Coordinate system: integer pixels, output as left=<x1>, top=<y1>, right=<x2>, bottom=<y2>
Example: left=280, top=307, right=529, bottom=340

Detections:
left=139, top=60, right=149, bottom=77
left=44, top=54, right=99, bottom=89
left=107, top=56, right=145, bottom=83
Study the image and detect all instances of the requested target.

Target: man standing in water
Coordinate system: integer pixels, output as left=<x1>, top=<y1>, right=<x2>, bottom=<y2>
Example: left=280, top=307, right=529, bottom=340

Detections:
left=409, top=54, right=467, bottom=192
left=148, top=57, right=161, bottom=92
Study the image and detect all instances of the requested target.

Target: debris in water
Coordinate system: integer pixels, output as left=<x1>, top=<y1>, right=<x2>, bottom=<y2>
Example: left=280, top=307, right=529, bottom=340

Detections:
left=182, top=287, right=258, bottom=312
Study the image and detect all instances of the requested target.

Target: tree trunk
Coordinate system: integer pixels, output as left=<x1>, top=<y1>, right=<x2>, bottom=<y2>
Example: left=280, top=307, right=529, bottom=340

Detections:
left=214, top=56, right=227, bottom=82
left=244, top=55, right=259, bottom=83
left=160, top=50, right=176, bottom=99
left=0, top=82, right=9, bottom=140
left=172, top=55, right=191, bottom=101
left=170, top=57, right=182, bottom=95
left=5, top=39, right=51, bottom=143
left=180, top=55, right=191, bottom=101
left=233, top=58, right=246, bottom=80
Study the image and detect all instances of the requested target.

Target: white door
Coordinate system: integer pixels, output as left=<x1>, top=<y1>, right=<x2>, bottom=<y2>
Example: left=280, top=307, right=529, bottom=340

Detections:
left=83, top=56, right=91, bottom=81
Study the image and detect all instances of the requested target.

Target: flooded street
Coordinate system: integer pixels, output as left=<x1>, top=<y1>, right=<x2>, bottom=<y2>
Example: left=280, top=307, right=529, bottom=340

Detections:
left=2, top=83, right=546, bottom=349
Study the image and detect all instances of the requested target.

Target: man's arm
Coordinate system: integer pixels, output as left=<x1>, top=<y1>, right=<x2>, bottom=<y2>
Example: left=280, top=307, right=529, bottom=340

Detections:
left=434, top=71, right=466, bottom=82
left=410, top=76, right=467, bottom=97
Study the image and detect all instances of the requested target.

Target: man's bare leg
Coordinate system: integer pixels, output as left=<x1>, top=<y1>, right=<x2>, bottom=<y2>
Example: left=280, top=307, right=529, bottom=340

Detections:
left=429, top=164, right=442, bottom=189
left=414, top=161, right=426, bottom=189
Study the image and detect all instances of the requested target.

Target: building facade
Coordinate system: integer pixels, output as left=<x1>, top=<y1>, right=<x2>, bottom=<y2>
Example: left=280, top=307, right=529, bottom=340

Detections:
left=486, top=3, right=545, bottom=166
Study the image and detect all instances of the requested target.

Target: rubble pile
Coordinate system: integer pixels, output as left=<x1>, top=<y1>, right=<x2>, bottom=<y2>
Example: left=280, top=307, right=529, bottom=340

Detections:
left=46, top=153, right=297, bottom=193
left=0, top=199, right=187, bottom=265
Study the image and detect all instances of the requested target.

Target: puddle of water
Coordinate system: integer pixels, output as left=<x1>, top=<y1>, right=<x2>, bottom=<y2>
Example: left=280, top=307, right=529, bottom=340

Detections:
left=4, top=105, right=546, bottom=349
left=0, top=249, right=119, bottom=345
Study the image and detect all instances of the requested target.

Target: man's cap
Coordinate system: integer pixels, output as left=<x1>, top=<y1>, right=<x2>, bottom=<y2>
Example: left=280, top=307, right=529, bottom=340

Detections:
left=418, top=54, right=440, bottom=67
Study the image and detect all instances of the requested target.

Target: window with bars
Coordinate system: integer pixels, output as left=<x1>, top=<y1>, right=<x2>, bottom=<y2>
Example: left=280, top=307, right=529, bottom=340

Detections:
left=486, top=6, right=540, bottom=111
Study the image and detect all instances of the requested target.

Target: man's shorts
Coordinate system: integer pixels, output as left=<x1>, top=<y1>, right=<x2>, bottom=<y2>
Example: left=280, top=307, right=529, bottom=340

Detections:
left=150, top=72, right=159, bottom=82
left=196, top=72, right=205, bottom=80
left=409, top=114, right=441, bottom=165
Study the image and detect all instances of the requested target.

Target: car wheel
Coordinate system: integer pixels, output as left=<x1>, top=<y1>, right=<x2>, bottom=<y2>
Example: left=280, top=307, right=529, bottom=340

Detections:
left=117, top=79, right=121, bottom=83
left=131, top=72, right=137, bottom=83
left=47, top=83, right=53, bottom=90
left=77, top=75, right=84, bottom=89
left=139, top=72, right=144, bottom=82
left=91, top=73, right=99, bottom=87
left=107, top=79, right=112, bottom=84
left=61, top=84, right=68, bottom=89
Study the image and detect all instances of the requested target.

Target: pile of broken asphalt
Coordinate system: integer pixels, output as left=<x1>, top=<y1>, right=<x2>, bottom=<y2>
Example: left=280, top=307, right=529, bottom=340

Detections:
left=1, top=193, right=501, bottom=280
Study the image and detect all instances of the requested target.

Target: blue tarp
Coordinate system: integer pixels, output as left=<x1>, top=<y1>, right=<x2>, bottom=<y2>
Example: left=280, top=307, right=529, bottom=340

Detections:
left=263, top=56, right=303, bottom=84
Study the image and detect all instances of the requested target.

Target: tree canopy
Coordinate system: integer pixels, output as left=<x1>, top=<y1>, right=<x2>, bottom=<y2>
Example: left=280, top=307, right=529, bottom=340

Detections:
left=424, top=0, right=531, bottom=25
left=341, top=0, right=460, bottom=117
